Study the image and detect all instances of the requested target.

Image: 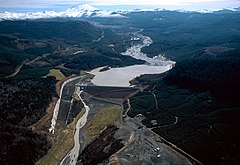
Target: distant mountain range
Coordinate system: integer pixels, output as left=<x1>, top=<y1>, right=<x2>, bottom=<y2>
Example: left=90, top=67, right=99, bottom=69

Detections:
left=0, top=4, right=239, bottom=21
left=0, top=4, right=125, bottom=21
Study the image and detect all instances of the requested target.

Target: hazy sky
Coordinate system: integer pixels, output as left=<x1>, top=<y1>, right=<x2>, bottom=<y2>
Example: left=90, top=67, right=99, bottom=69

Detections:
left=0, top=0, right=239, bottom=11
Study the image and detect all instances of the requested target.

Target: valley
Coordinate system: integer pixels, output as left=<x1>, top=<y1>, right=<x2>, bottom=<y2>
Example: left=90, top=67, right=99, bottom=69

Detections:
left=36, top=30, right=196, bottom=165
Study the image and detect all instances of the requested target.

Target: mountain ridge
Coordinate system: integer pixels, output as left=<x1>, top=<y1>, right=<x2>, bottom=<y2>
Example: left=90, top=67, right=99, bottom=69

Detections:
left=0, top=4, right=239, bottom=21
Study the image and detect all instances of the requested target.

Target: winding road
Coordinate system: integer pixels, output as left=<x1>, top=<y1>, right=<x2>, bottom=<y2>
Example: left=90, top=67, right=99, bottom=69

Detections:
left=3, top=53, right=49, bottom=79
left=125, top=99, right=202, bottom=165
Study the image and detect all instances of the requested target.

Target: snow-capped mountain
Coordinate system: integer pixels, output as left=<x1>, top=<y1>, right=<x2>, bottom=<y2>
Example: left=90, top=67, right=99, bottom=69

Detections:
left=0, top=11, right=62, bottom=20
left=64, top=4, right=99, bottom=17
left=0, top=4, right=126, bottom=21
left=69, top=4, right=99, bottom=12
left=0, top=4, right=238, bottom=21
left=63, top=4, right=127, bottom=18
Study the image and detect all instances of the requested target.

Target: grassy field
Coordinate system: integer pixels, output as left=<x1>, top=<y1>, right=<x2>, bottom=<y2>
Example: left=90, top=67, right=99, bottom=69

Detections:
left=85, top=105, right=121, bottom=142
left=44, top=69, right=65, bottom=81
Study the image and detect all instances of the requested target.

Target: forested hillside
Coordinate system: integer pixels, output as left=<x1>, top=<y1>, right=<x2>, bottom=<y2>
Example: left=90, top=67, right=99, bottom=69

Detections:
left=0, top=19, right=143, bottom=164
left=125, top=10, right=240, bottom=165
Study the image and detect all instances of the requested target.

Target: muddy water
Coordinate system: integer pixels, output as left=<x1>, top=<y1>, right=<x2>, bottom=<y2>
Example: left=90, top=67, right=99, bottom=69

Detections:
left=90, top=32, right=175, bottom=87
left=90, top=64, right=172, bottom=86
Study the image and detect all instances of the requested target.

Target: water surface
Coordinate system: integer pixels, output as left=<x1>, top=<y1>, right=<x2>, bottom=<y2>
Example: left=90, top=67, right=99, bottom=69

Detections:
left=90, top=64, right=172, bottom=86
left=90, top=31, right=175, bottom=87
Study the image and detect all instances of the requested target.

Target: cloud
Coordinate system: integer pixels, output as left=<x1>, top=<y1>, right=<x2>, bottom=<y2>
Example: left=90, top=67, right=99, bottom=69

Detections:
left=90, top=0, right=224, bottom=5
left=70, top=0, right=238, bottom=6
left=0, top=0, right=239, bottom=8
left=0, top=0, right=84, bottom=8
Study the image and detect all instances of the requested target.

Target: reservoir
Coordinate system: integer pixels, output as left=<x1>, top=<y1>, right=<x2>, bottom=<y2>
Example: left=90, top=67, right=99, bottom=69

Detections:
left=90, top=64, right=172, bottom=87
left=90, top=31, right=175, bottom=87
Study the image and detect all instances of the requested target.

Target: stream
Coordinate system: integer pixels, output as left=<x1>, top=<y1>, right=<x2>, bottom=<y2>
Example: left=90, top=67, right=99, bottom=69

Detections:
left=49, top=76, right=83, bottom=134
left=60, top=90, right=90, bottom=165
left=121, top=32, right=174, bottom=66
